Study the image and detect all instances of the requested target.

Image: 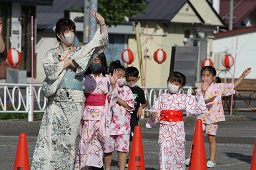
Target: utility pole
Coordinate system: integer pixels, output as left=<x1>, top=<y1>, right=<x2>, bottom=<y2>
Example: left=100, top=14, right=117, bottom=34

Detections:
left=83, top=0, right=90, bottom=44
left=229, top=0, right=233, bottom=30
left=89, top=0, right=98, bottom=41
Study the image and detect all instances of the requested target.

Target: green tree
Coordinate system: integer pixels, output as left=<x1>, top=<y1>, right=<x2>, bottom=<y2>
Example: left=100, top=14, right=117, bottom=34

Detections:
left=68, top=0, right=147, bottom=26
left=98, top=0, right=147, bottom=26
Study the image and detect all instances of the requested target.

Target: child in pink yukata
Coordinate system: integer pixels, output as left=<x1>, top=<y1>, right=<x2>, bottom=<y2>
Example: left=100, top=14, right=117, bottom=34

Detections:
left=75, top=53, right=119, bottom=170
left=193, top=66, right=251, bottom=168
left=146, top=71, right=214, bottom=170
left=103, top=60, right=134, bottom=170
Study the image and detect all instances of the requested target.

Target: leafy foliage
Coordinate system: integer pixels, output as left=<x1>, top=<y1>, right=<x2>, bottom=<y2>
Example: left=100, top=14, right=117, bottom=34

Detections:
left=98, top=0, right=147, bottom=26
left=68, top=0, right=147, bottom=26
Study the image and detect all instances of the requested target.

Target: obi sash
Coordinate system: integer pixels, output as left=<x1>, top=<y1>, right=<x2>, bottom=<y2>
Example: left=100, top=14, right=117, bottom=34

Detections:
left=85, top=93, right=106, bottom=106
left=160, top=110, right=183, bottom=122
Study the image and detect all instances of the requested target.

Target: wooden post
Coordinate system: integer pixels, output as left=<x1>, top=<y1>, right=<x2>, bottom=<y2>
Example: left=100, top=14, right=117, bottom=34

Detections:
left=134, top=22, right=145, bottom=86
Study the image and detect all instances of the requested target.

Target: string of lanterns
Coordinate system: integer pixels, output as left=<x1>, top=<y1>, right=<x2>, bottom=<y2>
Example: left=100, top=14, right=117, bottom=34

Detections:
left=121, top=48, right=235, bottom=69
left=201, top=53, right=234, bottom=69
left=121, top=48, right=167, bottom=65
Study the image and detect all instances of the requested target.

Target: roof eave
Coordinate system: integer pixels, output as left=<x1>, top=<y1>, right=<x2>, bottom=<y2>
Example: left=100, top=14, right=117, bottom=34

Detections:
left=1, top=0, right=54, bottom=5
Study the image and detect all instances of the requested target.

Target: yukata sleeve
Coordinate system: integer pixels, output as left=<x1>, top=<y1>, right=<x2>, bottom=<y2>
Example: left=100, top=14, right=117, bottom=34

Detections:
left=185, top=91, right=207, bottom=116
left=99, top=79, right=119, bottom=141
left=41, top=50, right=66, bottom=97
left=219, top=83, right=235, bottom=96
left=121, top=87, right=135, bottom=112
left=43, top=50, right=65, bottom=80
left=71, top=29, right=108, bottom=75
left=146, top=96, right=161, bottom=128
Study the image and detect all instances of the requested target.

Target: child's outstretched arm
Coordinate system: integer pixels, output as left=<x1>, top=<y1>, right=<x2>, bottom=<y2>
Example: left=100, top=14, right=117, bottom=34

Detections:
left=234, top=68, right=251, bottom=89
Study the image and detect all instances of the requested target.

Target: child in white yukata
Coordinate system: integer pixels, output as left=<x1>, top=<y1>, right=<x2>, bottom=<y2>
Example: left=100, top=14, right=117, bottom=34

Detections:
left=190, top=66, right=251, bottom=168
left=146, top=71, right=214, bottom=170
left=103, top=60, right=134, bottom=170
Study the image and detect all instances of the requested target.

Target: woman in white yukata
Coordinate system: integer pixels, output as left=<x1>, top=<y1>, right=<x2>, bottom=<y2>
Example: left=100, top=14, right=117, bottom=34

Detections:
left=75, top=53, right=119, bottom=170
left=146, top=71, right=214, bottom=170
left=31, top=11, right=109, bottom=170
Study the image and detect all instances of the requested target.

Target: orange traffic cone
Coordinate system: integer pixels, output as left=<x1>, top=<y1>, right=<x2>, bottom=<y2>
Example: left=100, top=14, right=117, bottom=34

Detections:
left=251, top=139, right=256, bottom=170
left=188, top=119, right=207, bottom=170
left=13, top=133, right=30, bottom=170
left=128, top=126, right=145, bottom=170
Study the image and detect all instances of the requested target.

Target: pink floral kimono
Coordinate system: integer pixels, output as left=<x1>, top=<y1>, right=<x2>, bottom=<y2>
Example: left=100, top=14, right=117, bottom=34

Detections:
left=75, top=74, right=118, bottom=169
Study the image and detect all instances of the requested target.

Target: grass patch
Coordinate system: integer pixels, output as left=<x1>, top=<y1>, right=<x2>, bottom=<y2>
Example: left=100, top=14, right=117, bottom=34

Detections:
left=232, top=108, right=239, bottom=116
left=0, top=113, right=43, bottom=120
left=0, top=104, right=43, bottom=120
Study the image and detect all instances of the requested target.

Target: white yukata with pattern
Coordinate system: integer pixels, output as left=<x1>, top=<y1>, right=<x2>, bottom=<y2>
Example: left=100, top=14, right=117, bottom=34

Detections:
left=31, top=29, right=108, bottom=170
left=146, top=92, right=208, bottom=170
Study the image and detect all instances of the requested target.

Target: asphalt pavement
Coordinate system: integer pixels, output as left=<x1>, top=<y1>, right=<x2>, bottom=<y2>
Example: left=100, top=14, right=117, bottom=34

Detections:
left=0, top=112, right=256, bottom=170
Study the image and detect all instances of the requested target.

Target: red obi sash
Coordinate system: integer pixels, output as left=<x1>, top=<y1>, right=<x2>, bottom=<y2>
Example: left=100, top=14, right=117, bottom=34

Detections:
left=85, top=94, right=106, bottom=106
left=160, top=110, right=183, bottom=122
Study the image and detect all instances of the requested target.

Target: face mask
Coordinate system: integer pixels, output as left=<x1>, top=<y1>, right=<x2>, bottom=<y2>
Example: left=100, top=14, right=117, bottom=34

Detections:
left=127, top=82, right=137, bottom=88
left=61, top=32, right=74, bottom=45
left=168, top=83, right=180, bottom=94
left=117, top=78, right=126, bottom=87
left=90, top=63, right=101, bottom=72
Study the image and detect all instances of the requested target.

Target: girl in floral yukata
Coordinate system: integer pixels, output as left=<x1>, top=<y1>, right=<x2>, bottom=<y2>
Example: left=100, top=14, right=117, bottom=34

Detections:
left=31, top=11, right=108, bottom=170
left=75, top=53, right=119, bottom=170
left=193, top=66, right=251, bottom=168
left=146, top=71, right=214, bottom=170
left=103, top=60, right=134, bottom=170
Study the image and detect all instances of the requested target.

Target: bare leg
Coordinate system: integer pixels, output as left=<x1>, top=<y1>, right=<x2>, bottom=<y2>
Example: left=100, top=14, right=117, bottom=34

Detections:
left=118, top=151, right=126, bottom=170
left=208, top=134, right=216, bottom=163
left=104, top=152, right=113, bottom=170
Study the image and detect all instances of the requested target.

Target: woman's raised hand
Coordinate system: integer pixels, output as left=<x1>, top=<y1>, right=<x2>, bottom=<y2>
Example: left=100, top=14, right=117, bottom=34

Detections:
left=89, top=10, right=105, bottom=26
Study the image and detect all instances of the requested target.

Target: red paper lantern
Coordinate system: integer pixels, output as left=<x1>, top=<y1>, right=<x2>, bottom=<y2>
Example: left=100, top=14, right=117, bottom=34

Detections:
left=154, top=49, right=167, bottom=64
left=121, top=49, right=134, bottom=64
left=6, top=48, right=22, bottom=68
left=201, top=58, right=214, bottom=67
left=222, top=54, right=234, bottom=69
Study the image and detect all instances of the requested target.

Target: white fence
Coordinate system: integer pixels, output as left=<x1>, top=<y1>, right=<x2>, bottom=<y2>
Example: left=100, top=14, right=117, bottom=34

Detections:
left=0, top=83, right=192, bottom=122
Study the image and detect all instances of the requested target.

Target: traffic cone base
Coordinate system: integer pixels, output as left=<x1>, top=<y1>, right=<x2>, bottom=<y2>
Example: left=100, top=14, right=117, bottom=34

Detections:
left=13, top=133, right=30, bottom=170
left=128, top=126, right=145, bottom=170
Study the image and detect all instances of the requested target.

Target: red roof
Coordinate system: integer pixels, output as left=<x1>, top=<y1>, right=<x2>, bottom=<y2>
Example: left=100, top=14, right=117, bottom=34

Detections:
left=214, top=25, right=256, bottom=39
left=220, top=0, right=256, bottom=28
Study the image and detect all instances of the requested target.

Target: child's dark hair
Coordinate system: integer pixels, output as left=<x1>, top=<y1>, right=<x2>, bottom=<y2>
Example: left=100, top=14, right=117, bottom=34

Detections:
left=201, top=66, right=217, bottom=76
left=126, top=66, right=139, bottom=78
left=109, top=60, right=125, bottom=74
left=216, top=76, right=221, bottom=83
left=84, top=53, right=108, bottom=76
left=55, top=18, right=76, bottom=42
left=167, top=71, right=186, bottom=86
